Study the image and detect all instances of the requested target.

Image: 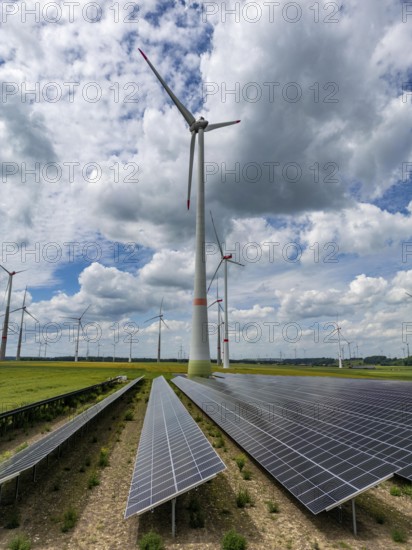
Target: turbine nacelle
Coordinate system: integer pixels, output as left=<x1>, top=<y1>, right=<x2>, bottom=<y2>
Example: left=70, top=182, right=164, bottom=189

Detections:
left=223, top=254, right=232, bottom=260
left=190, top=117, right=209, bottom=133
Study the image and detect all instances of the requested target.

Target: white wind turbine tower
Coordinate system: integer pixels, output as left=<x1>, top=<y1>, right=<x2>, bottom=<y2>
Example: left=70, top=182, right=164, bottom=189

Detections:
left=336, top=317, right=343, bottom=368
left=62, top=305, right=91, bottom=362
left=208, top=278, right=224, bottom=366
left=145, top=298, right=169, bottom=363
left=208, top=212, right=244, bottom=369
left=0, top=265, right=26, bottom=360
left=139, top=49, right=240, bottom=378
left=15, top=287, right=38, bottom=360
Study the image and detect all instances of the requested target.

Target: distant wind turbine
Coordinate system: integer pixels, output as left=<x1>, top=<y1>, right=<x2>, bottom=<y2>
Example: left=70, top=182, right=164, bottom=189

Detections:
left=145, top=298, right=169, bottom=363
left=208, top=212, right=244, bottom=368
left=0, top=265, right=26, bottom=360
left=15, top=287, right=38, bottom=360
left=62, top=305, right=91, bottom=362
left=139, top=49, right=240, bottom=378
left=208, top=278, right=224, bottom=366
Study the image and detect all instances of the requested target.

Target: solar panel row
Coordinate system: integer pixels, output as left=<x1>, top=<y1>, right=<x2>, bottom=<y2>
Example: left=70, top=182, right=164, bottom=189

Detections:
left=172, top=375, right=403, bottom=514
left=214, top=373, right=412, bottom=481
left=124, top=376, right=225, bottom=518
left=0, top=376, right=144, bottom=485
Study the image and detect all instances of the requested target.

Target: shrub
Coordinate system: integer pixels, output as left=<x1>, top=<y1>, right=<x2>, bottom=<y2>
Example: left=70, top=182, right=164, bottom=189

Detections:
left=88, top=472, right=100, bottom=489
left=138, top=531, right=165, bottom=550
left=221, top=529, right=247, bottom=550
left=236, top=489, right=252, bottom=508
left=266, top=501, right=279, bottom=514
left=390, top=486, right=402, bottom=497
left=99, top=447, right=109, bottom=468
left=242, top=470, right=251, bottom=481
left=8, top=534, right=31, bottom=550
left=214, top=437, right=225, bottom=449
left=194, top=414, right=202, bottom=423
left=124, top=410, right=134, bottom=421
left=61, top=506, right=78, bottom=532
left=235, top=455, right=246, bottom=472
left=5, top=507, right=20, bottom=529
left=392, top=528, right=407, bottom=543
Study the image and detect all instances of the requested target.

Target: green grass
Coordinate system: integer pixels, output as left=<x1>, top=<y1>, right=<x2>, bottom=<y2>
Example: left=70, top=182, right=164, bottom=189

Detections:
left=1, top=361, right=412, bottom=415
left=390, top=486, right=402, bottom=497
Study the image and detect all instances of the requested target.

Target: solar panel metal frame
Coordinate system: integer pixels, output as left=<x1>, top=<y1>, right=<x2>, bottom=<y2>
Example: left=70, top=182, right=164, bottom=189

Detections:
left=124, top=376, right=226, bottom=518
left=0, top=377, right=144, bottom=485
left=173, top=375, right=401, bottom=514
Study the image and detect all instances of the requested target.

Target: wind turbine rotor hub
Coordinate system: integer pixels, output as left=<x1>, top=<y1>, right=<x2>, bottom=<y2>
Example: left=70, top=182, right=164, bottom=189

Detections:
left=190, top=117, right=209, bottom=133
left=223, top=254, right=233, bottom=260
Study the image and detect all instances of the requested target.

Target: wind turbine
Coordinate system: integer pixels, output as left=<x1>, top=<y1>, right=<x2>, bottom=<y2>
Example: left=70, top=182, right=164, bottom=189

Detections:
left=128, top=337, right=139, bottom=363
left=208, top=279, right=224, bottom=366
left=145, top=298, right=169, bottom=363
left=335, top=318, right=343, bottom=368
left=139, top=49, right=240, bottom=378
left=208, top=212, right=244, bottom=368
left=0, top=265, right=26, bottom=360
left=62, top=305, right=90, bottom=362
left=15, top=287, right=38, bottom=360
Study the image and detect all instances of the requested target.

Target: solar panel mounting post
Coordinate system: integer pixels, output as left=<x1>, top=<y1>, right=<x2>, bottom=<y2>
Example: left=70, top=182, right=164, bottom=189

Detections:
left=352, top=499, right=357, bottom=536
left=172, top=498, right=176, bottom=537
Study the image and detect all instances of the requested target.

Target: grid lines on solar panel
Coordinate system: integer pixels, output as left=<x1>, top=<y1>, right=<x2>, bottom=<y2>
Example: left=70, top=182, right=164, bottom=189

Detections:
left=124, top=376, right=225, bottom=518
left=213, top=373, right=412, bottom=481
left=173, top=375, right=399, bottom=514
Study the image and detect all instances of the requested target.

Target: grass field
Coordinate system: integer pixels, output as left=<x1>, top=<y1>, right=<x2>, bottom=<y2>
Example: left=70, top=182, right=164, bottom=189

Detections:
left=1, top=360, right=412, bottom=412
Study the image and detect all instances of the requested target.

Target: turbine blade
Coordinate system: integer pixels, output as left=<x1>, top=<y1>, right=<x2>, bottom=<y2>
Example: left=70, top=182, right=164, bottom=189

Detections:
left=14, top=269, right=28, bottom=274
left=208, top=300, right=218, bottom=309
left=0, top=264, right=11, bottom=275
left=187, top=132, right=196, bottom=210
left=160, top=297, right=164, bottom=315
left=227, top=259, right=245, bottom=267
left=162, top=318, right=170, bottom=329
left=0, top=307, right=21, bottom=317
left=406, top=292, right=412, bottom=299
left=145, top=315, right=160, bottom=323
left=25, top=309, right=39, bottom=322
left=80, top=304, right=91, bottom=319
left=138, top=49, right=196, bottom=126
left=205, top=120, right=241, bottom=132
left=22, top=286, right=27, bottom=307
left=219, top=303, right=224, bottom=312
left=210, top=211, right=223, bottom=256
left=207, top=259, right=223, bottom=293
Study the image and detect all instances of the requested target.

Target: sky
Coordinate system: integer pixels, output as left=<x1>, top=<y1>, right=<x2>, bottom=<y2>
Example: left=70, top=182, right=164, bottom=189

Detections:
left=1, top=0, right=412, bottom=361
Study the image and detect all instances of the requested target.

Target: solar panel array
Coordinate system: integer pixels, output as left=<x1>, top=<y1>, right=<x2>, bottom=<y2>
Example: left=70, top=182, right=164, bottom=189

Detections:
left=215, top=373, right=412, bottom=482
left=172, top=374, right=412, bottom=514
left=125, top=376, right=225, bottom=518
left=0, top=377, right=144, bottom=485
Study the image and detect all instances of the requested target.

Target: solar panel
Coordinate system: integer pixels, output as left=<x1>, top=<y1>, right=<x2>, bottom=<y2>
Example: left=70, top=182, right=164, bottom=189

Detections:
left=213, top=373, right=412, bottom=481
left=173, top=375, right=402, bottom=514
left=124, top=376, right=225, bottom=518
left=0, top=377, right=144, bottom=485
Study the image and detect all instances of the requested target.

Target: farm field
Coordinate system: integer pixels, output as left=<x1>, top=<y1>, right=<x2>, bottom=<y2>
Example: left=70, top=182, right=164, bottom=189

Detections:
left=1, top=361, right=412, bottom=412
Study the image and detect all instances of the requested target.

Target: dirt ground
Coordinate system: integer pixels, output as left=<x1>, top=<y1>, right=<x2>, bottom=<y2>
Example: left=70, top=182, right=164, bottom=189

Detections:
left=1, top=379, right=412, bottom=550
